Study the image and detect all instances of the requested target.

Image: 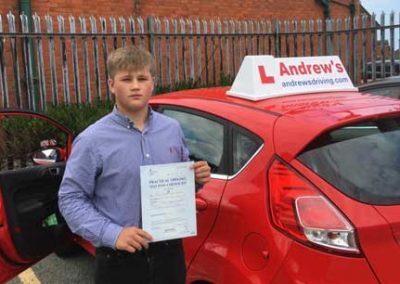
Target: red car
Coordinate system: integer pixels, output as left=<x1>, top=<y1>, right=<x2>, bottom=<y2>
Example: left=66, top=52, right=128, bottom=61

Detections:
left=1, top=56, right=400, bottom=283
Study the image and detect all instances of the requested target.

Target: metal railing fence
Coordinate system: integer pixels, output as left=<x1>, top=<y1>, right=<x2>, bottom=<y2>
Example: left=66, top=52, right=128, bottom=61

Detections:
left=0, top=11, right=399, bottom=110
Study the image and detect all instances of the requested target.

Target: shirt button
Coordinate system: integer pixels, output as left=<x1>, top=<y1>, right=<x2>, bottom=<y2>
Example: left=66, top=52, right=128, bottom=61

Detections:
left=145, top=154, right=150, bottom=158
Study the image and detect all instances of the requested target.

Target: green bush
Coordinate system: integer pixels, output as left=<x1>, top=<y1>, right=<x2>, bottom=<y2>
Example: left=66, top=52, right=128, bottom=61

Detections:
left=45, top=100, right=114, bottom=137
left=2, top=116, right=68, bottom=164
left=219, top=73, right=234, bottom=86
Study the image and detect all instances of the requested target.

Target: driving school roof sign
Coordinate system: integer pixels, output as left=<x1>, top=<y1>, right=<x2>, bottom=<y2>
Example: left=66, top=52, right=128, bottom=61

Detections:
left=226, top=55, right=358, bottom=101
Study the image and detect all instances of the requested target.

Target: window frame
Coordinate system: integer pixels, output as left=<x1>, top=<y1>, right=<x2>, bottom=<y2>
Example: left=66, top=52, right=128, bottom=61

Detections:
left=231, top=124, right=264, bottom=175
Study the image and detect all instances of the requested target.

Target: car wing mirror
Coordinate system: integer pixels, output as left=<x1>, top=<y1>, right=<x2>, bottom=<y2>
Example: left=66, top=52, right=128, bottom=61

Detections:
left=32, top=148, right=60, bottom=165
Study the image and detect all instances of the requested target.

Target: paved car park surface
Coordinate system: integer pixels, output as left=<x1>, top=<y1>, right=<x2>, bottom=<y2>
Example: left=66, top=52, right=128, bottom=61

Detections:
left=8, top=253, right=94, bottom=284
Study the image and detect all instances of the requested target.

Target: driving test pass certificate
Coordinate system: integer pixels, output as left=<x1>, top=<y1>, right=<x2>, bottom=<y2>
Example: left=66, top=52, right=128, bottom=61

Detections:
left=140, top=161, right=197, bottom=242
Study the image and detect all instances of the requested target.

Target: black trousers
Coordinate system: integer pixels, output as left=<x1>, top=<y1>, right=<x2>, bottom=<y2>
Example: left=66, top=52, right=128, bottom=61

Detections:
left=94, top=239, right=186, bottom=284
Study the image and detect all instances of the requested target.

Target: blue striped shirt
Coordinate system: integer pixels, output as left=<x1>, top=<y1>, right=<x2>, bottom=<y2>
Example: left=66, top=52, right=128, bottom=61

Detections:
left=58, top=107, right=189, bottom=248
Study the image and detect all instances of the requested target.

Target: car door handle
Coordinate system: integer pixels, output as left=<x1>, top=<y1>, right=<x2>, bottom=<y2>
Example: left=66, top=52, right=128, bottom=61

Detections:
left=196, top=197, right=208, bottom=211
left=48, top=167, right=61, bottom=176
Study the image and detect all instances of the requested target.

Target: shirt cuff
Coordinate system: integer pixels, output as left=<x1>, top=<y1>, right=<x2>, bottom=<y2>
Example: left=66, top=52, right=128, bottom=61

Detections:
left=101, top=222, right=123, bottom=249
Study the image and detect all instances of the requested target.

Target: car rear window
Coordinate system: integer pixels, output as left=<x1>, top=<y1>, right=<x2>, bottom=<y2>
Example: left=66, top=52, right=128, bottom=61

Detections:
left=298, top=117, right=400, bottom=205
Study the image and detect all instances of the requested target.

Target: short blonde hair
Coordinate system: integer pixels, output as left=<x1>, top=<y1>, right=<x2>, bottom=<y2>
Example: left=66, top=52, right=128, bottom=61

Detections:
left=107, top=46, right=156, bottom=79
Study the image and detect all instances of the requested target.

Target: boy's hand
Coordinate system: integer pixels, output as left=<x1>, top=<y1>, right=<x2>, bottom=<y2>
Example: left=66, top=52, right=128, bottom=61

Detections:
left=115, top=227, right=153, bottom=253
left=192, top=160, right=211, bottom=185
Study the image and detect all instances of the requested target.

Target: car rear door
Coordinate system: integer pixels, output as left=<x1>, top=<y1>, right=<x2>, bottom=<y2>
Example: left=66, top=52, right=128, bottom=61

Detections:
left=0, top=110, right=73, bottom=283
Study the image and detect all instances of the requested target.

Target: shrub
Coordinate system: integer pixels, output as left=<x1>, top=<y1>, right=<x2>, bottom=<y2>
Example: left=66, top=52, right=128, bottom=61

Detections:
left=45, top=100, right=114, bottom=137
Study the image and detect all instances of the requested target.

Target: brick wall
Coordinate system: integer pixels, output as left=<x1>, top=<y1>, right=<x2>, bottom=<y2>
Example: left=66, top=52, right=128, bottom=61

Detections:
left=1, top=0, right=361, bottom=20
left=0, top=0, right=18, bottom=17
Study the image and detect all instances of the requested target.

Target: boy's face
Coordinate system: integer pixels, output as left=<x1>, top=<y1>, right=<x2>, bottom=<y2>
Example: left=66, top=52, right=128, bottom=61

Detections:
left=108, top=67, right=154, bottom=115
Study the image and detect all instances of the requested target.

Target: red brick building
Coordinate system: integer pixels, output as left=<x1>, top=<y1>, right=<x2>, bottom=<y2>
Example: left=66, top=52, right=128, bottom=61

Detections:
left=1, top=0, right=362, bottom=21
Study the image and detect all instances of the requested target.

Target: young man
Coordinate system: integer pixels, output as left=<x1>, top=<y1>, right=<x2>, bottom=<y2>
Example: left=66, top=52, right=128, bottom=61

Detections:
left=58, top=46, right=211, bottom=284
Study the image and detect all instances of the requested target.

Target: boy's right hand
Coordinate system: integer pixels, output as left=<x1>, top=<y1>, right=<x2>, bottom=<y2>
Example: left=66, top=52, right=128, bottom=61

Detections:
left=115, top=227, right=153, bottom=253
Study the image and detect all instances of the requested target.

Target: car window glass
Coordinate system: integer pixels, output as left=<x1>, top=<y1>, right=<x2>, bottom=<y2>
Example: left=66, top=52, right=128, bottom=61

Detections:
left=0, top=115, right=68, bottom=172
left=162, top=109, right=224, bottom=174
left=298, top=117, right=400, bottom=205
left=233, top=129, right=262, bottom=173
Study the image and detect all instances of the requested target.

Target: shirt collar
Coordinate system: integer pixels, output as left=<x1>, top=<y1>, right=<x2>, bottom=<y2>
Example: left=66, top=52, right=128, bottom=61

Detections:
left=111, top=105, right=154, bottom=129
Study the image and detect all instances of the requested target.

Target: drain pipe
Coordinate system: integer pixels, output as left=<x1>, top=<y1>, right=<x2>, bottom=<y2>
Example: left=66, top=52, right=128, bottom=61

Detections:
left=349, top=0, right=356, bottom=18
left=19, top=0, right=32, bottom=21
left=19, top=0, right=39, bottom=110
left=317, top=0, right=331, bottom=19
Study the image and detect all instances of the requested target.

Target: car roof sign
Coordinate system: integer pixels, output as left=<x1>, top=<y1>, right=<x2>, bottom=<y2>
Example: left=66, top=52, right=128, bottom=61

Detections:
left=226, top=55, right=358, bottom=101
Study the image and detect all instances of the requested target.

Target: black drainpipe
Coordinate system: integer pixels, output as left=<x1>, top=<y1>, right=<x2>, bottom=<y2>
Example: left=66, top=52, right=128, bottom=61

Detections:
left=19, top=0, right=39, bottom=110
left=317, top=0, right=331, bottom=19
left=19, top=0, right=32, bottom=21
left=349, top=0, right=356, bottom=18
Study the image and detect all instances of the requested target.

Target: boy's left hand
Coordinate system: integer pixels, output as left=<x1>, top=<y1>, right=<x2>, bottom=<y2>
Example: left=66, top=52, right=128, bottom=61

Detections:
left=192, top=161, right=211, bottom=185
